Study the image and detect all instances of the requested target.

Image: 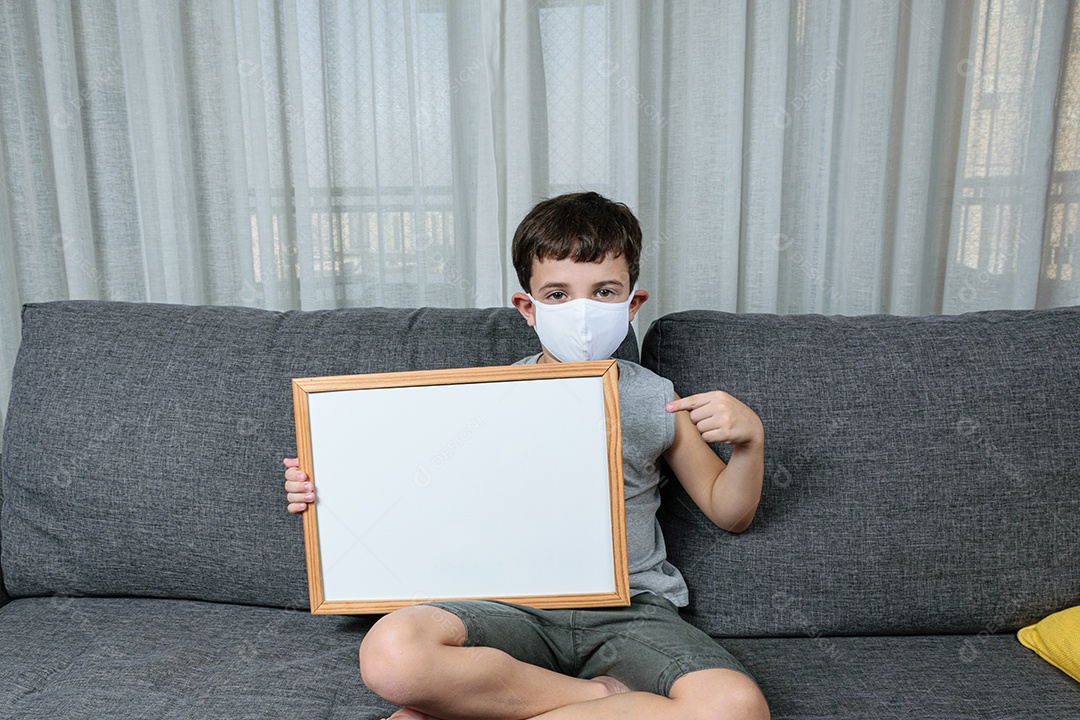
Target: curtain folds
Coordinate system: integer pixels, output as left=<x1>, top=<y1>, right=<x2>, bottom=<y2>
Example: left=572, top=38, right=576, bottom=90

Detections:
left=1, top=0, right=1078, bottom=433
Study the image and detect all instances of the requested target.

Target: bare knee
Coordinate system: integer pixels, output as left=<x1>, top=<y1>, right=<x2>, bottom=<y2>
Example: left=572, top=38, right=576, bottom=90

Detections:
left=718, top=678, right=769, bottom=720
left=670, top=669, right=770, bottom=720
left=359, top=605, right=466, bottom=705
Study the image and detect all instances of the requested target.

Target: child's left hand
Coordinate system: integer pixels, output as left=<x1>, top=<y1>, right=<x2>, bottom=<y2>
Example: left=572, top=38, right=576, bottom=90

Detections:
left=666, top=391, right=763, bottom=447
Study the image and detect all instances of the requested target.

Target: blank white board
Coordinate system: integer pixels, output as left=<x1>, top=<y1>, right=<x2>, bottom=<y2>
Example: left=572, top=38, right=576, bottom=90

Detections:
left=291, top=360, right=629, bottom=614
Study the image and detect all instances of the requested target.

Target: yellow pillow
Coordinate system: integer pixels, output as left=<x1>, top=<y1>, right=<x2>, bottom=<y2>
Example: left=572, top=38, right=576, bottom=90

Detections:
left=1017, top=605, right=1080, bottom=683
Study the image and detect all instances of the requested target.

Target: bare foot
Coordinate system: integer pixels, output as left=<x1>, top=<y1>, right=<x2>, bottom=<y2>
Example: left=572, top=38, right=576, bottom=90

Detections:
left=382, top=678, right=627, bottom=719
left=385, top=709, right=440, bottom=720
left=592, top=675, right=632, bottom=696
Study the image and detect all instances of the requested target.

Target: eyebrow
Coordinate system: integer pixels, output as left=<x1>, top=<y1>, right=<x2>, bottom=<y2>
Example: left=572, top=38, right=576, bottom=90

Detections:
left=536, top=278, right=626, bottom=294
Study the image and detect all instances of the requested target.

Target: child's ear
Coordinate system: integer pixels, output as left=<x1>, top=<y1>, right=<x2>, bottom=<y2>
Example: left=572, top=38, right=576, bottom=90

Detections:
left=628, top=289, right=649, bottom=322
left=511, top=292, right=537, bottom=327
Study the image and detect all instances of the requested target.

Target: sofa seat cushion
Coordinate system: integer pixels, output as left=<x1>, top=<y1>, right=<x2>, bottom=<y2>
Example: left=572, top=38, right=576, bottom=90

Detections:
left=722, top=634, right=1080, bottom=719
left=0, top=596, right=396, bottom=719
left=4, top=595, right=1075, bottom=720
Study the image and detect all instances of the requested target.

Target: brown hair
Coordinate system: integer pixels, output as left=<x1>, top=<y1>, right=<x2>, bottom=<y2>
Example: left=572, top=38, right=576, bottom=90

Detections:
left=511, top=192, right=642, bottom=293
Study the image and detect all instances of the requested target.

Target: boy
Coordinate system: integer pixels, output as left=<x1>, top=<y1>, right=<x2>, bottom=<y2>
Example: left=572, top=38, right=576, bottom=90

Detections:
left=283, top=192, right=769, bottom=720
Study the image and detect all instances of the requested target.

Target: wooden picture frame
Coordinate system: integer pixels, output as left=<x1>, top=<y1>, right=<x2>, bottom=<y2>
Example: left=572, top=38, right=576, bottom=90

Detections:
left=291, top=360, right=629, bottom=615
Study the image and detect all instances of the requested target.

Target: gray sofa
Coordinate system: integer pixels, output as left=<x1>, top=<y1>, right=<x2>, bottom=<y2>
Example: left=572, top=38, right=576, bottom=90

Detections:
left=1, top=300, right=1077, bottom=719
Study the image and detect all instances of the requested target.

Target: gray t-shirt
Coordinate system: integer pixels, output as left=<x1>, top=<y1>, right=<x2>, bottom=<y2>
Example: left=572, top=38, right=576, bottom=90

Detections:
left=516, top=354, right=691, bottom=607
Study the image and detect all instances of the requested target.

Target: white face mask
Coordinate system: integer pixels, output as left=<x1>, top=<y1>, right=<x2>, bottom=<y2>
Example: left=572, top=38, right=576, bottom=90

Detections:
left=527, top=294, right=633, bottom=362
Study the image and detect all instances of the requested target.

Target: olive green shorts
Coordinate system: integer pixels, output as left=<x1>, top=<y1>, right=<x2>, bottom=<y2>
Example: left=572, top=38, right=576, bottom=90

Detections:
left=425, top=593, right=754, bottom=697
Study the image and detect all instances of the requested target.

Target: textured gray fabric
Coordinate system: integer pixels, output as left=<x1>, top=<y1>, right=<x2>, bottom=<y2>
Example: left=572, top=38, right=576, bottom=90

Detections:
left=0, top=452, right=7, bottom=608
left=0, top=596, right=394, bottom=719
left=5, top=299, right=1077, bottom=718
left=0, top=300, right=638, bottom=609
left=642, top=307, right=1080, bottom=637
left=721, top=634, right=1080, bottom=719
left=1, top=600, right=1074, bottom=720
left=610, top=361, right=687, bottom=607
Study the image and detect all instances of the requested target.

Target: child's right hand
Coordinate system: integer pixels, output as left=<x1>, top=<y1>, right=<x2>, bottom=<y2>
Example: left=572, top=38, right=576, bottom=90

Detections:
left=283, top=457, right=314, bottom=514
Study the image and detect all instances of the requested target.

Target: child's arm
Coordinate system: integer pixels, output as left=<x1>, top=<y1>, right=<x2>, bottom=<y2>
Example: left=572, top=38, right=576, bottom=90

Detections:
left=282, top=457, right=315, bottom=514
left=662, top=391, right=764, bottom=533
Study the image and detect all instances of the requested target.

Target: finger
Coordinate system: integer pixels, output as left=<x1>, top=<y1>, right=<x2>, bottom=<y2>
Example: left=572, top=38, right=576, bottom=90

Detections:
left=700, top=429, right=733, bottom=444
left=695, top=407, right=735, bottom=431
left=666, top=394, right=707, bottom=413
left=287, top=502, right=307, bottom=514
left=284, top=467, right=308, bottom=483
left=283, top=457, right=299, bottom=467
left=689, top=415, right=717, bottom=435
left=287, top=490, right=315, bottom=504
left=284, top=479, right=312, bottom=493
left=688, top=406, right=716, bottom=426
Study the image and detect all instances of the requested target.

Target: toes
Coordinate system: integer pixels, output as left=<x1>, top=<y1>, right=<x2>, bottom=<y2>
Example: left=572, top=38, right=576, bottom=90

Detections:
left=593, top=674, right=632, bottom=695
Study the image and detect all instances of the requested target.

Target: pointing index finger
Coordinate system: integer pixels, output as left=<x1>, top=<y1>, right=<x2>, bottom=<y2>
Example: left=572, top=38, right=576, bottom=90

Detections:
left=665, top=393, right=703, bottom=413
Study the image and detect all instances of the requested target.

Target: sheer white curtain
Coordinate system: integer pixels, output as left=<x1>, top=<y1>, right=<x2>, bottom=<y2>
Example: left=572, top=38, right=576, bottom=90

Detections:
left=1, top=0, right=1078, bottom=433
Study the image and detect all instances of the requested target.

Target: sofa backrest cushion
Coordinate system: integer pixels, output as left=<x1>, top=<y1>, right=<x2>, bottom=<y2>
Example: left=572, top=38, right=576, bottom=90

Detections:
left=642, top=307, right=1080, bottom=637
left=1, top=300, right=637, bottom=609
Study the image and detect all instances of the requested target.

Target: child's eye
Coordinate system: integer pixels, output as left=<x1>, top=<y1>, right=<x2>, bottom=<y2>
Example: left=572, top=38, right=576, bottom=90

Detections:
left=547, top=291, right=566, bottom=301
left=595, top=288, right=613, bottom=298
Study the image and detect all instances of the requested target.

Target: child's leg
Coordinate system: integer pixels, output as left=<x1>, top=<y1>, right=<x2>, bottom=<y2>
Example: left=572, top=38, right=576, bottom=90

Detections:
left=524, top=593, right=769, bottom=720
left=359, top=604, right=619, bottom=720
left=377, top=668, right=767, bottom=720
left=524, top=668, right=769, bottom=720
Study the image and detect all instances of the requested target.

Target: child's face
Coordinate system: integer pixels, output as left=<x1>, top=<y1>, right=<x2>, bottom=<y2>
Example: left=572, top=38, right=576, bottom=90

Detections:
left=511, top=253, right=648, bottom=363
